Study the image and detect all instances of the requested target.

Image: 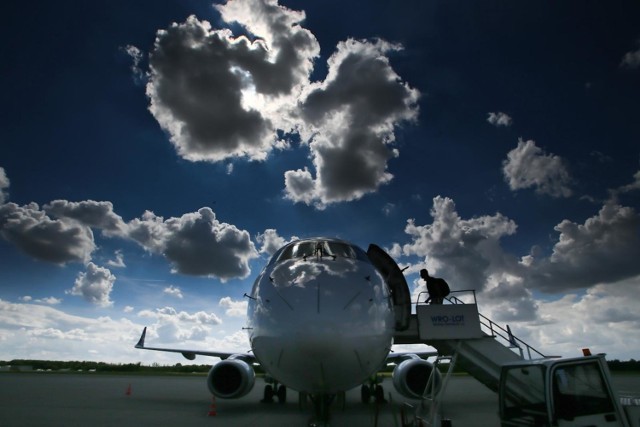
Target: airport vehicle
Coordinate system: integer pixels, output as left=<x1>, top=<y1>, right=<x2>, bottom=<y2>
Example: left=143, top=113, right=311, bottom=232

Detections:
left=499, top=354, right=640, bottom=427
left=136, top=238, right=439, bottom=422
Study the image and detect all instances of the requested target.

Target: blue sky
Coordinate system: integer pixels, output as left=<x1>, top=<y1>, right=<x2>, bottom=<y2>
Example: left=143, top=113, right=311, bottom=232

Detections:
left=1, top=0, right=639, bottom=363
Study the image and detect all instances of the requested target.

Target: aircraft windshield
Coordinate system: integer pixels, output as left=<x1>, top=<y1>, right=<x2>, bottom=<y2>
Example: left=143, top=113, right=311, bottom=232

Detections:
left=276, top=240, right=368, bottom=263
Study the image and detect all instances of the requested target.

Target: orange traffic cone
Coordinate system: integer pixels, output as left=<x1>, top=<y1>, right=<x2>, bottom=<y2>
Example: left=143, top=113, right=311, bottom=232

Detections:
left=125, top=384, right=132, bottom=396
left=207, top=396, right=217, bottom=416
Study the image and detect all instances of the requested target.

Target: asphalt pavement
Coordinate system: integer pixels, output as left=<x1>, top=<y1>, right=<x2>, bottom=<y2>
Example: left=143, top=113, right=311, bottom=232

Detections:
left=0, top=372, right=637, bottom=426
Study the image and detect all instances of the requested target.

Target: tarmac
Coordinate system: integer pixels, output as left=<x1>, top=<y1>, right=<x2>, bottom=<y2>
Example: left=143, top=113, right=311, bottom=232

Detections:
left=0, top=372, right=638, bottom=426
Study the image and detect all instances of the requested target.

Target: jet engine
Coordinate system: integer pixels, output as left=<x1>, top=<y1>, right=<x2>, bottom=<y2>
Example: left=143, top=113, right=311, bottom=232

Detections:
left=207, top=358, right=255, bottom=399
left=392, top=355, right=441, bottom=399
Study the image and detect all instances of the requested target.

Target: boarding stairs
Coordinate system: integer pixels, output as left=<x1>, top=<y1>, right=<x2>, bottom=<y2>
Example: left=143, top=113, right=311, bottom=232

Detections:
left=394, top=290, right=548, bottom=393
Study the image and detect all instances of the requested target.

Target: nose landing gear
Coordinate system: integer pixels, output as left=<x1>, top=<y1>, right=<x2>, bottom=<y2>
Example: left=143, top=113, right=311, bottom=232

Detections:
left=261, top=381, right=287, bottom=403
left=361, top=384, right=386, bottom=404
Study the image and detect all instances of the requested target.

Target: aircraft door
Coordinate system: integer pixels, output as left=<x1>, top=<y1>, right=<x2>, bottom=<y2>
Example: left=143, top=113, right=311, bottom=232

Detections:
left=367, top=244, right=411, bottom=331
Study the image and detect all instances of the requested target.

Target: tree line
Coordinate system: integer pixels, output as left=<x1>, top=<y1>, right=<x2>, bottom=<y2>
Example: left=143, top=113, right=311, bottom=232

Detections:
left=2, top=358, right=638, bottom=374
left=0, top=359, right=211, bottom=373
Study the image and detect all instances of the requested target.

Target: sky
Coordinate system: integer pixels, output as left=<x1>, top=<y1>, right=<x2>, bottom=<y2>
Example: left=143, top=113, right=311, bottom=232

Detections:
left=1, top=0, right=639, bottom=364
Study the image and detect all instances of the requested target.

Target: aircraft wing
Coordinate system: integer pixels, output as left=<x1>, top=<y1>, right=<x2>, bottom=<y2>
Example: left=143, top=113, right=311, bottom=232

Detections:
left=386, top=350, right=439, bottom=363
left=135, top=327, right=255, bottom=362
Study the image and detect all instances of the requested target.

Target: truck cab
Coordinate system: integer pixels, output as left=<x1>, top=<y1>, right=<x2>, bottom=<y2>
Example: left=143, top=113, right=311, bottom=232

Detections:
left=499, top=354, right=635, bottom=427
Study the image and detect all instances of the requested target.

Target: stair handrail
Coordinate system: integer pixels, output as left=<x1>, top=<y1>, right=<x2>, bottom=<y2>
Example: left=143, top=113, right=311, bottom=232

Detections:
left=414, top=290, right=546, bottom=360
left=477, top=312, right=546, bottom=360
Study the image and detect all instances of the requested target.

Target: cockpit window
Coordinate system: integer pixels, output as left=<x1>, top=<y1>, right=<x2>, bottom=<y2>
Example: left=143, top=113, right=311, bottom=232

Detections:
left=275, top=240, right=368, bottom=263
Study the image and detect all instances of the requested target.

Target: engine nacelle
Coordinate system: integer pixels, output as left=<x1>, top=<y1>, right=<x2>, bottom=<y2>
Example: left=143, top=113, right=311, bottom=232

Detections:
left=392, top=356, right=442, bottom=399
left=207, top=358, right=255, bottom=399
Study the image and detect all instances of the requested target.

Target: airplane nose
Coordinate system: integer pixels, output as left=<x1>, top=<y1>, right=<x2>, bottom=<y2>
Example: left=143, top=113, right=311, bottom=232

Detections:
left=294, top=322, right=340, bottom=359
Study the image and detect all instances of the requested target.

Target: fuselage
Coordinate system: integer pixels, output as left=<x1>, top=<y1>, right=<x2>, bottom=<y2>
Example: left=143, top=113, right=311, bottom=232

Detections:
left=247, top=238, right=395, bottom=393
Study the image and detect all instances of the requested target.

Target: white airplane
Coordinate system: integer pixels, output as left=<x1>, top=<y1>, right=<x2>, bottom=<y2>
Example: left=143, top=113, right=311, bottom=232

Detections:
left=136, top=237, right=439, bottom=422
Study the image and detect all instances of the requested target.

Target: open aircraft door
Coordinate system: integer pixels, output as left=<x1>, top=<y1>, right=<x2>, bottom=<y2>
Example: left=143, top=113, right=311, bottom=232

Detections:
left=367, top=244, right=411, bottom=331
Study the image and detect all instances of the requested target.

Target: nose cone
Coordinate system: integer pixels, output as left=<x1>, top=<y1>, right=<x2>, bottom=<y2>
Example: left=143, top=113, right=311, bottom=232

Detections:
left=294, top=320, right=342, bottom=359
left=249, top=258, right=395, bottom=393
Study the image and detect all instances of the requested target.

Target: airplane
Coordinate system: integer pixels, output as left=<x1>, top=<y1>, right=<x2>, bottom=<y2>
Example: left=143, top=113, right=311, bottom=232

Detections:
left=135, top=237, right=440, bottom=423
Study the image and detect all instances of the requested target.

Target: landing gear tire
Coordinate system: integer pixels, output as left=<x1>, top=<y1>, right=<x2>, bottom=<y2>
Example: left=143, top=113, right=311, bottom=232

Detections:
left=261, top=384, right=274, bottom=403
left=277, top=385, right=287, bottom=403
left=361, top=384, right=371, bottom=404
left=374, top=385, right=386, bottom=404
left=310, top=393, right=333, bottom=425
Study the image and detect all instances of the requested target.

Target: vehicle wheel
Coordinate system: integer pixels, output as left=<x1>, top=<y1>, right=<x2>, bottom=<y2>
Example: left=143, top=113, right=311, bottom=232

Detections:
left=375, top=385, right=386, bottom=404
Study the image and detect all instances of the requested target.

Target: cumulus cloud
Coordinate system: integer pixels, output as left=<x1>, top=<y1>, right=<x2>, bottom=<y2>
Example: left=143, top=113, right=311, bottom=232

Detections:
left=67, top=263, right=116, bottom=307
left=145, top=0, right=319, bottom=163
left=255, top=228, right=298, bottom=255
left=616, top=170, right=640, bottom=195
left=285, top=39, right=419, bottom=207
left=106, top=250, right=126, bottom=268
left=0, top=167, right=9, bottom=204
left=139, top=307, right=223, bottom=325
left=383, top=203, right=396, bottom=216
left=503, top=139, right=572, bottom=198
left=0, top=298, right=161, bottom=363
left=487, top=112, right=512, bottom=127
left=219, top=297, right=248, bottom=317
left=121, top=44, right=145, bottom=83
left=138, top=306, right=222, bottom=342
left=397, top=194, right=640, bottom=297
left=163, top=285, right=183, bottom=299
left=20, top=296, right=61, bottom=305
left=127, top=207, right=258, bottom=279
left=400, top=196, right=518, bottom=291
left=523, top=202, right=640, bottom=291
left=0, top=174, right=256, bottom=280
left=142, top=2, right=418, bottom=208
left=0, top=297, right=248, bottom=363
left=391, top=194, right=640, bottom=358
left=481, top=279, right=640, bottom=359
left=0, top=202, right=96, bottom=264
left=481, top=277, right=538, bottom=322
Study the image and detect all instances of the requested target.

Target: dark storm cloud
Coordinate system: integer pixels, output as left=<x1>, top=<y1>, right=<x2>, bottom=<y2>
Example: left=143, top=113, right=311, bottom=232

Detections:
left=523, top=202, right=640, bottom=292
left=0, top=167, right=258, bottom=280
left=285, top=39, right=419, bottom=206
left=399, top=194, right=640, bottom=296
left=0, top=170, right=96, bottom=265
left=145, top=0, right=319, bottom=162
left=0, top=203, right=95, bottom=265
left=142, top=1, right=418, bottom=207
left=44, top=200, right=127, bottom=236
left=126, top=207, right=258, bottom=280
left=147, top=16, right=273, bottom=161
left=0, top=203, right=258, bottom=280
